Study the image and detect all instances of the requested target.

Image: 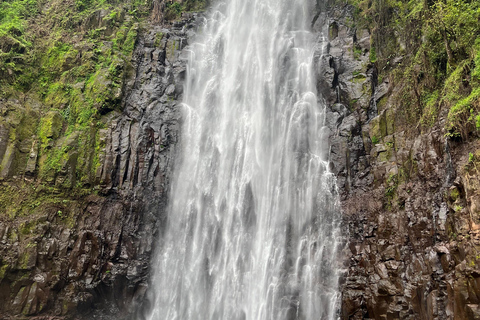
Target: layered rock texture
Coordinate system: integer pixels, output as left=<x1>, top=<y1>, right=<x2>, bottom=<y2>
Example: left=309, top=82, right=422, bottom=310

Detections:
left=315, top=2, right=480, bottom=319
left=0, top=8, right=200, bottom=318
left=1, top=0, right=480, bottom=319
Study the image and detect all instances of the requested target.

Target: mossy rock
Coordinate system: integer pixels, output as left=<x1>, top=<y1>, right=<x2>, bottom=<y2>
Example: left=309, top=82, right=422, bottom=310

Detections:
left=377, top=149, right=389, bottom=162
left=369, top=111, right=387, bottom=142
left=39, top=111, right=64, bottom=150
left=166, top=37, right=181, bottom=63
left=449, top=186, right=461, bottom=202
left=385, top=108, right=395, bottom=136
left=85, top=65, right=123, bottom=115
left=0, top=142, right=16, bottom=179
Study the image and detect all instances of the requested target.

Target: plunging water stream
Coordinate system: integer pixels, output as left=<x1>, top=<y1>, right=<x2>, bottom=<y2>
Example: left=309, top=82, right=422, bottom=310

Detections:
left=147, top=0, right=342, bottom=319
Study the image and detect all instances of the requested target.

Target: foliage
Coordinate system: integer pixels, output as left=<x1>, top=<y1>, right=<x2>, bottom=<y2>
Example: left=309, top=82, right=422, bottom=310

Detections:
left=165, top=0, right=207, bottom=20
left=0, top=0, right=204, bottom=183
left=347, top=0, right=480, bottom=139
left=369, top=45, right=376, bottom=63
left=420, top=90, right=439, bottom=127
left=0, top=0, right=38, bottom=79
left=165, top=1, right=183, bottom=20
left=446, top=87, right=480, bottom=138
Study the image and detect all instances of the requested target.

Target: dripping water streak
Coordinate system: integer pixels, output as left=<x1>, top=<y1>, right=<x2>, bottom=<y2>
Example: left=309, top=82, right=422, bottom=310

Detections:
left=147, top=0, right=342, bottom=319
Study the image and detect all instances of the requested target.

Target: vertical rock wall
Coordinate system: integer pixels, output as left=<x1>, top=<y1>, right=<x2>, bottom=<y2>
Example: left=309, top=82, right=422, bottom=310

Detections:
left=315, top=3, right=480, bottom=320
left=0, top=14, right=200, bottom=319
left=2, top=1, right=480, bottom=319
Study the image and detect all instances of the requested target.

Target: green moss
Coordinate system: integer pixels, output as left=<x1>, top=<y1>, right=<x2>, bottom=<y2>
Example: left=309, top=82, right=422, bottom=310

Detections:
left=84, top=64, right=123, bottom=115
left=38, top=111, right=64, bottom=150
left=0, top=0, right=208, bottom=188
left=41, top=144, right=71, bottom=178
left=122, top=23, right=138, bottom=57
left=385, top=109, right=395, bottom=136
left=91, top=126, right=105, bottom=176
left=369, top=46, right=376, bottom=63
left=44, top=43, right=78, bottom=79
left=154, top=32, right=164, bottom=47
left=44, top=82, right=70, bottom=108
left=420, top=90, right=439, bottom=128
left=377, top=96, right=388, bottom=112
left=19, top=251, right=30, bottom=269
left=443, top=62, right=470, bottom=104
left=446, top=87, right=480, bottom=139
left=353, top=72, right=366, bottom=83
left=19, top=221, right=35, bottom=235
left=450, top=187, right=460, bottom=202
left=0, top=0, right=38, bottom=80
left=0, top=264, right=8, bottom=280
left=369, top=113, right=387, bottom=142
left=113, top=25, right=129, bottom=50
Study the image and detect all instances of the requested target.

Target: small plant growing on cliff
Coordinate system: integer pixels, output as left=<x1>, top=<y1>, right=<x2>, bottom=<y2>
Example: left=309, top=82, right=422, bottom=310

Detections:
left=353, top=46, right=362, bottom=60
left=384, top=173, right=400, bottom=210
left=165, top=1, right=183, bottom=20
left=466, top=152, right=480, bottom=172
left=469, top=152, right=475, bottom=163
left=371, top=136, right=379, bottom=144
left=369, top=46, right=377, bottom=63
left=154, top=32, right=164, bottom=47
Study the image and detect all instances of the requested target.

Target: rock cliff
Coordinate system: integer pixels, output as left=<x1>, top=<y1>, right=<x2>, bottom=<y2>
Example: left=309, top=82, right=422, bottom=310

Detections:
left=1, top=0, right=480, bottom=319
left=0, top=11, right=200, bottom=319
left=315, top=2, right=480, bottom=319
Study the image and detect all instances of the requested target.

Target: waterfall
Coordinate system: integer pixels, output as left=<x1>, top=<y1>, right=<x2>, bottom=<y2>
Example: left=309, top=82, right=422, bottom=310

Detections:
left=146, top=0, right=342, bottom=319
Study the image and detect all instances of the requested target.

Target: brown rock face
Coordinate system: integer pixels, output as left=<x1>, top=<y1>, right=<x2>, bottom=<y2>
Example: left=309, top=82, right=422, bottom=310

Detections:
left=0, top=14, right=200, bottom=319
left=314, top=3, right=480, bottom=320
left=1, top=2, right=479, bottom=319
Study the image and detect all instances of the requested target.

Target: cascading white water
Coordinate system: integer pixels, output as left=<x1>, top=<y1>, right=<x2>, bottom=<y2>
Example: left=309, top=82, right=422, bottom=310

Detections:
left=147, top=0, right=342, bottom=319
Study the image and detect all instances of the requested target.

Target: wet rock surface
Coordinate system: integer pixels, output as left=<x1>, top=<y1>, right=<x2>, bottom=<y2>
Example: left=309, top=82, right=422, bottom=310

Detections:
left=317, top=4, right=480, bottom=320
left=1, top=2, right=480, bottom=320
left=0, top=14, right=201, bottom=319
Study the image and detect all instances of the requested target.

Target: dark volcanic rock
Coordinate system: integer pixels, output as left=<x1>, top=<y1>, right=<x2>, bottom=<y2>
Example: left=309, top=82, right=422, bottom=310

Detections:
left=2, top=2, right=480, bottom=320
left=317, top=3, right=480, bottom=320
left=0, top=14, right=202, bottom=320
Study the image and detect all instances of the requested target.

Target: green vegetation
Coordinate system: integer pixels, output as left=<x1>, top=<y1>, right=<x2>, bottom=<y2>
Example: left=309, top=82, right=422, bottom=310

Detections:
left=353, top=45, right=362, bottom=60
left=347, top=0, right=480, bottom=138
left=465, top=150, right=480, bottom=172
left=165, top=0, right=208, bottom=20
left=384, top=172, right=399, bottom=210
left=0, top=0, right=205, bottom=185
left=369, top=45, right=376, bottom=63
left=420, top=90, right=439, bottom=127
left=0, top=0, right=38, bottom=80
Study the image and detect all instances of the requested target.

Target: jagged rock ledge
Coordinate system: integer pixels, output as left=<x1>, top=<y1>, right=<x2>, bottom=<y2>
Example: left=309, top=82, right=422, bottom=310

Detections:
left=0, top=13, right=202, bottom=319
left=317, top=4, right=480, bottom=320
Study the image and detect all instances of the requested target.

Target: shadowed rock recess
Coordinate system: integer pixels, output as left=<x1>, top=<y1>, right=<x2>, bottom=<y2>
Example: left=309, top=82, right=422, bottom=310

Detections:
left=1, top=0, right=480, bottom=319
